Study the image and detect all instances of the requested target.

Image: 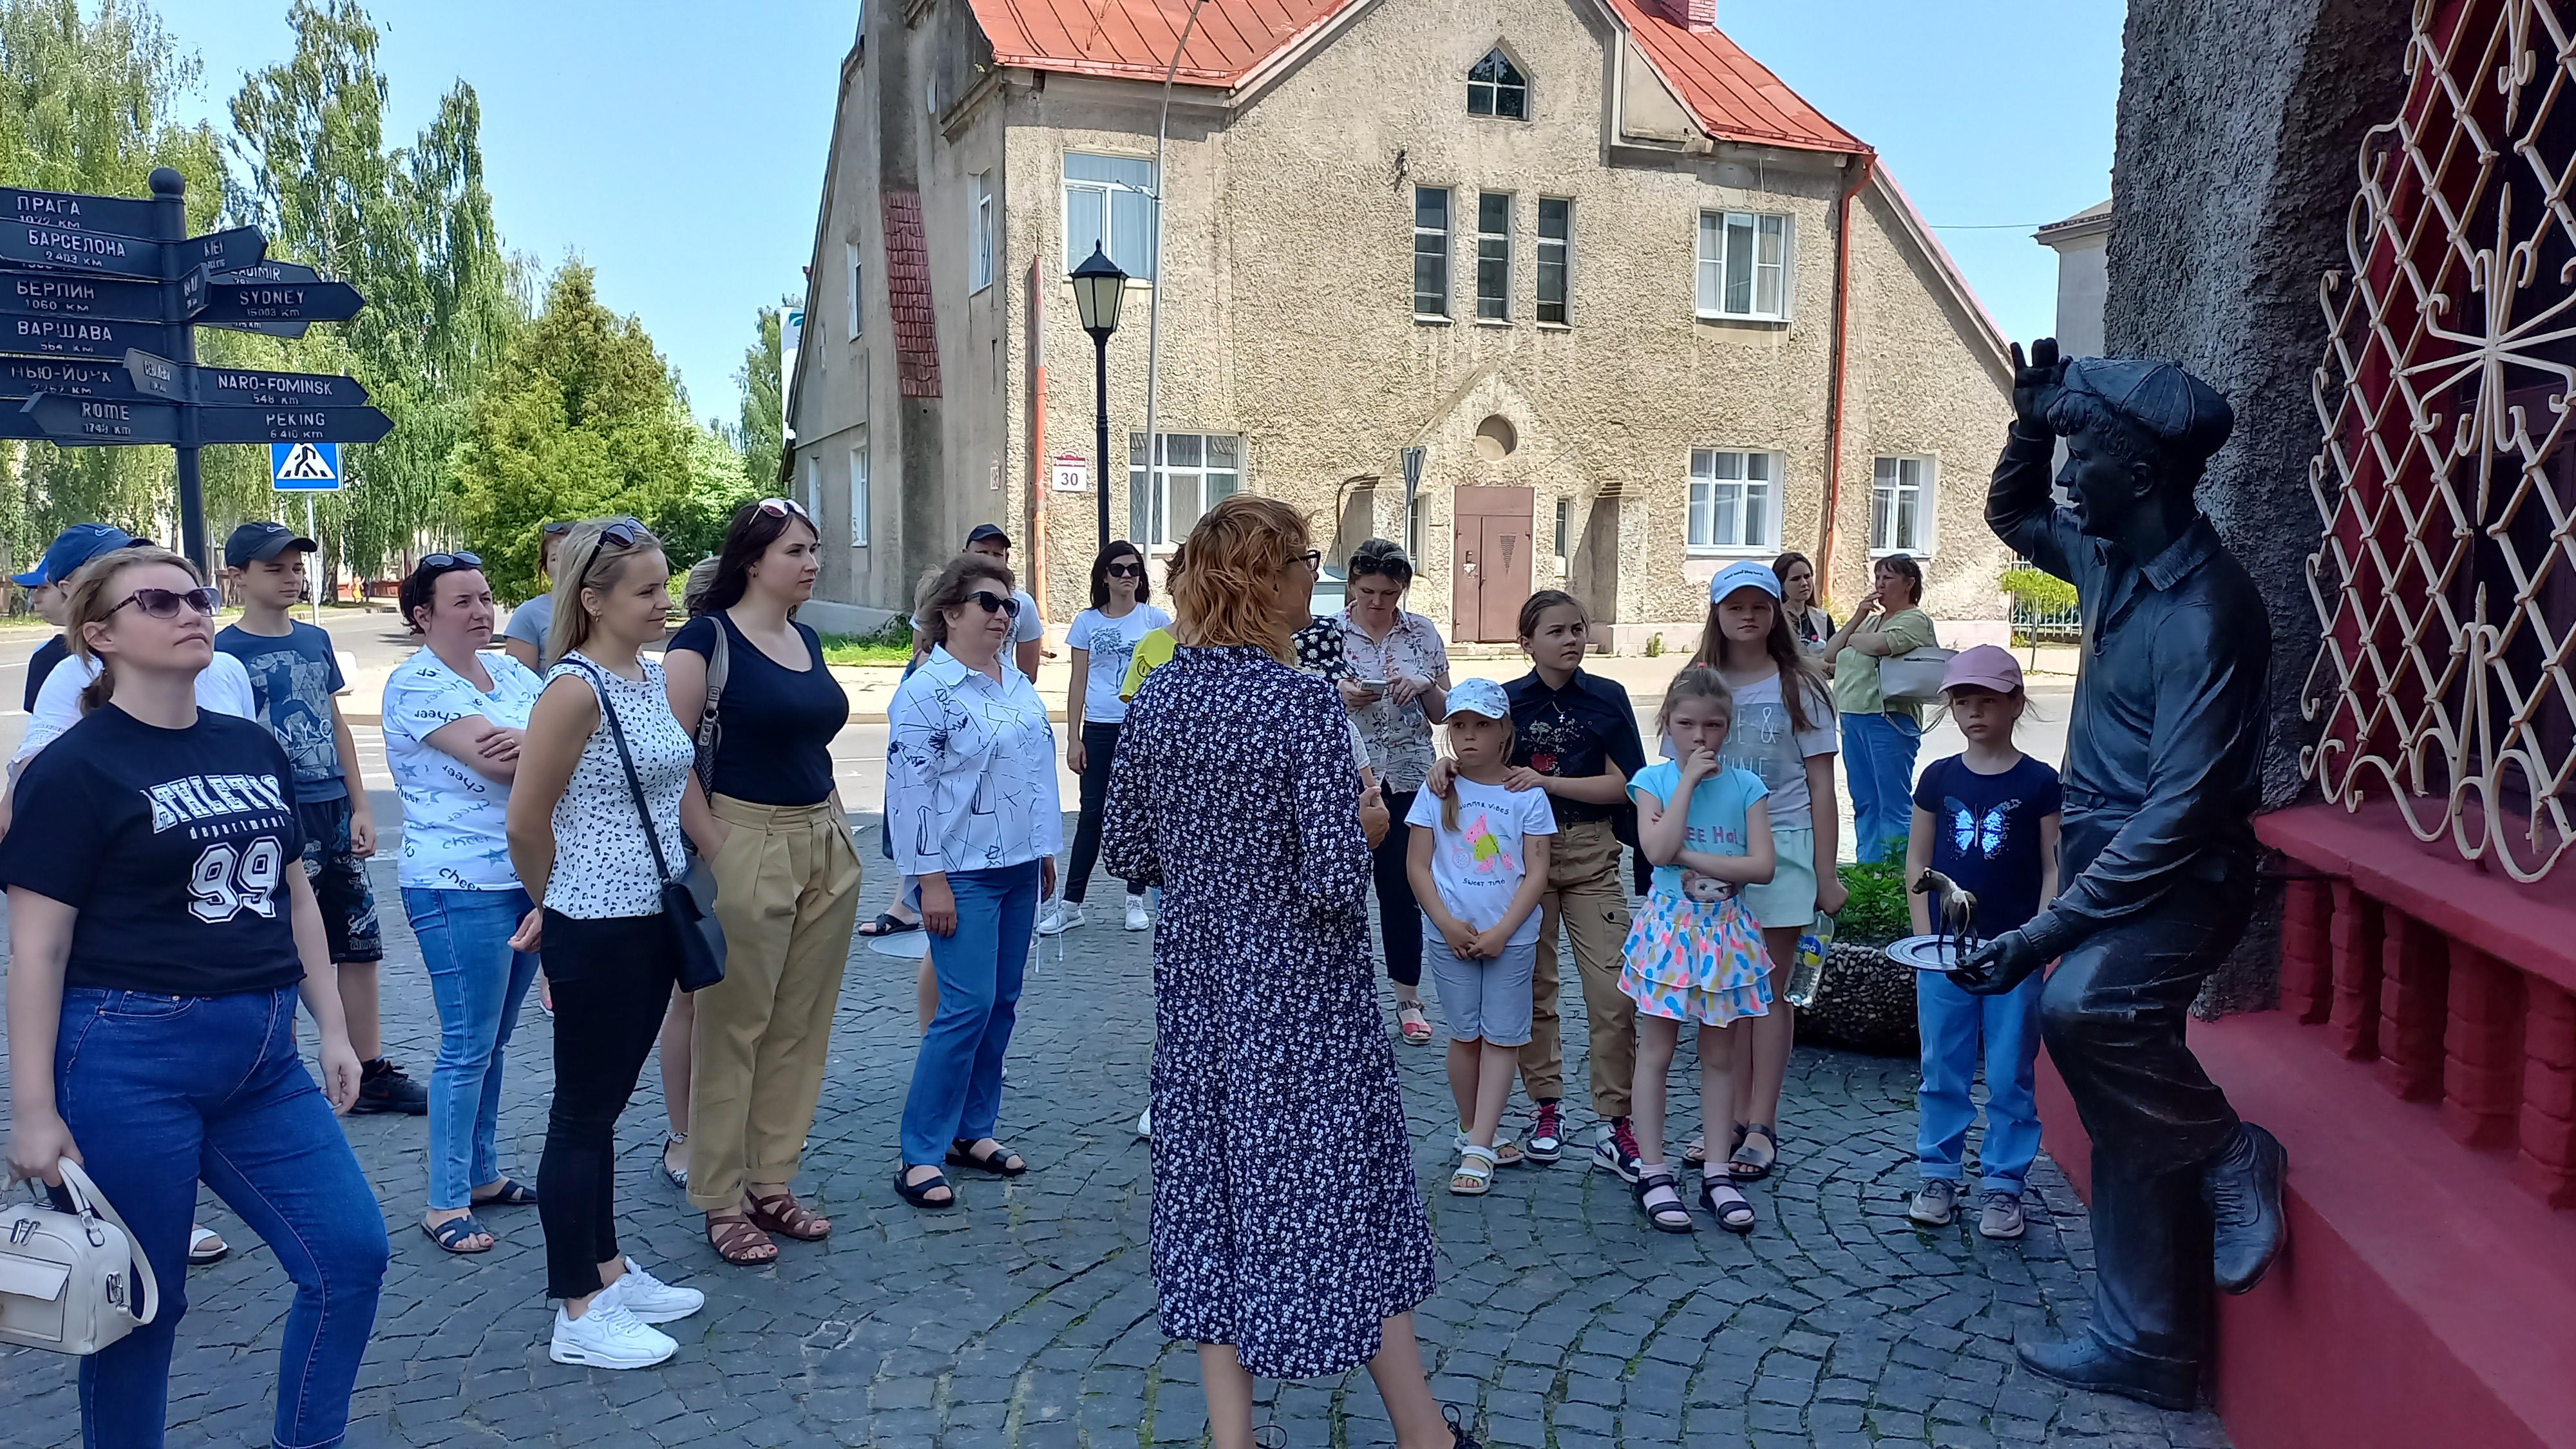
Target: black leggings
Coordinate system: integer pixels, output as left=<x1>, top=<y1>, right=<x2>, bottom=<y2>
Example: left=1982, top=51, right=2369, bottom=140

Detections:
left=1065, top=721, right=1132, bottom=905
left=537, top=909, right=680, bottom=1301
left=1368, top=787, right=1424, bottom=989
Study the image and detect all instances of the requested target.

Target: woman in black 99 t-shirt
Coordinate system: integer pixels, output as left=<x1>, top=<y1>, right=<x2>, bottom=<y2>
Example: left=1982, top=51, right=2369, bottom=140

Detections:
left=0, top=545, right=388, bottom=1449
left=662, top=497, right=860, bottom=1265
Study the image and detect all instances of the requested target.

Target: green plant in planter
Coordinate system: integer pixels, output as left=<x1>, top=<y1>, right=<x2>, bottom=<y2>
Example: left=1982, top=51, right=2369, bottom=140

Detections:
left=1833, top=853, right=1913, bottom=947
left=2000, top=565, right=2078, bottom=616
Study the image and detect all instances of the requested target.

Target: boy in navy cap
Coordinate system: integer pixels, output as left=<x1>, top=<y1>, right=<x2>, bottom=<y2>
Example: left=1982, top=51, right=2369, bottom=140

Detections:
left=14, top=523, right=146, bottom=709
left=217, top=521, right=419, bottom=1115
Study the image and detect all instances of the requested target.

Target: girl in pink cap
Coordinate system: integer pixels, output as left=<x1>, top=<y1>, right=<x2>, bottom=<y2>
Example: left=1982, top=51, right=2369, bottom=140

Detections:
left=1901, top=644, right=2061, bottom=1240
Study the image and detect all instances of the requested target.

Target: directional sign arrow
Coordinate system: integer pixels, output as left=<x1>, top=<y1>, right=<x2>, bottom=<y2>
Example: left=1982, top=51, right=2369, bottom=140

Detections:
left=0, top=314, right=171, bottom=361
left=24, top=391, right=392, bottom=447
left=0, top=187, right=160, bottom=237
left=197, top=404, right=390, bottom=446
left=0, top=354, right=147, bottom=402
left=0, top=270, right=189, bottom=323
left=0, top=222, right=263, bottom=279
left=24, top=392, right=180, bottom=446
left=199, top=280, right=363, bottom=326
left=118, top=350, right=371, bottom=408
left=205, top=260, right=317, bottom=335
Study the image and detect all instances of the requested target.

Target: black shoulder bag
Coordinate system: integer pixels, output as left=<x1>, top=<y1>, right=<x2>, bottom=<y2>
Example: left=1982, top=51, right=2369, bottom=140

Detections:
left=574, top=661, right=726, bottom=992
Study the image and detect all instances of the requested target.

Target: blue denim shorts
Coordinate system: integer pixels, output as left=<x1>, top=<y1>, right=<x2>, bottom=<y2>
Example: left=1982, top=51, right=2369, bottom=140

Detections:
left=1421, top=933, right=1537, bottom=1046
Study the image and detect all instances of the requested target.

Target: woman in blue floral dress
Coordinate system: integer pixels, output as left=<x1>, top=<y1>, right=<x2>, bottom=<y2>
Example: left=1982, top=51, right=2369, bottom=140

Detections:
left=1104, top=495, right=1477, bottom=1449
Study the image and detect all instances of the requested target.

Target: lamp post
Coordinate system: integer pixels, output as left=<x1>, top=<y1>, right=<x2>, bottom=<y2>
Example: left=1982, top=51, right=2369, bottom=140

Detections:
left=1070, top=243, right=1128, bottom=550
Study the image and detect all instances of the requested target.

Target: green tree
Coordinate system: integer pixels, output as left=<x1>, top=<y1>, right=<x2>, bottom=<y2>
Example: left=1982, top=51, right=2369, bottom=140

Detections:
left=656, top=408, right=755, bottom=567
left=0, top=0, right=225, bottom=564
left=735, top=296, right=797, bottom=492
left=225, top=0, right=520, bottom=580
left=453, top=263, right=695, bottom=600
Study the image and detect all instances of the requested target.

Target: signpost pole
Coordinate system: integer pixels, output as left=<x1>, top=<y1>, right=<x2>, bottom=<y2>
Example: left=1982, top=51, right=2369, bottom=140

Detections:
left=151, top=167, right=204, bottom=574
left=307, top=492, right=321, bottom=625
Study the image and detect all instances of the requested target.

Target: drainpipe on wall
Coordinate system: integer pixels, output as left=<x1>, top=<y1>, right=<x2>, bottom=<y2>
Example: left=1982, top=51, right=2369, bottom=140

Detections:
left=1139, top=0, right=1209, bottom=545
left=1819, top=149, right=1876, bottom=595
left=1028, top=256, right=1046, bottom=614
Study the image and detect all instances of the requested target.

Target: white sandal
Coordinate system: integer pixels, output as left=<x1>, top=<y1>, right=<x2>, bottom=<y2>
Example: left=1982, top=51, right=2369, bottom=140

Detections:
left=1450, top=1144, right=1498, bottom=1195
left=1454, top=1130, right=1524, bottom=1166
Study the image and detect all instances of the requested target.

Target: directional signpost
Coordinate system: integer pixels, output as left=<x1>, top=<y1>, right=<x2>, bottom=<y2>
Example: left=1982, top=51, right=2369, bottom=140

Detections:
left=0, top=169, right=386, bottom=570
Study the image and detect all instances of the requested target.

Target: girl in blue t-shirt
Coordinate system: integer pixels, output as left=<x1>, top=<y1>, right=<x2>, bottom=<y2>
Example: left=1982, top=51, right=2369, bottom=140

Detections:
left=1620, top=667, right=1776, bottom=1235
left=1902, top=645, right=2061, bottom=1242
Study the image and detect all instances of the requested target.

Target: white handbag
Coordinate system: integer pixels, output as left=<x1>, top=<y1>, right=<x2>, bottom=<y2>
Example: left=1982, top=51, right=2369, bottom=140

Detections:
left=0, top=1159, right=160, bottom=1355
left=1877, top=646, right=1958, bottom=705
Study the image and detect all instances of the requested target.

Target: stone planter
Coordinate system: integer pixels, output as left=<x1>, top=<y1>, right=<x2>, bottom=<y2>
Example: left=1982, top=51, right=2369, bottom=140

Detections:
left=1794, top=940, right=1921, bottom=1057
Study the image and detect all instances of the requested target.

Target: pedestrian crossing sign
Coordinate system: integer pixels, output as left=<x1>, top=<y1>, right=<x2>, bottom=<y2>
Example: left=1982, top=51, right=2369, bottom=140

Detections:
left=271, top=440, right=340, bottom=491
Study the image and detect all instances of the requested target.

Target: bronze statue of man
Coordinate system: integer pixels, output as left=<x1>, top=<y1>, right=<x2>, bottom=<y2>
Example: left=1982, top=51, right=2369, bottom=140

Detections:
left=1951, top=338, right=2288, bottom=1409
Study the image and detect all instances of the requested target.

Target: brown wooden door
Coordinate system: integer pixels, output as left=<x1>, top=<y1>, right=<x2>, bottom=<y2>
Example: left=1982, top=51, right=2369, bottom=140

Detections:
left=1452, top=487, right=1533, bottom=642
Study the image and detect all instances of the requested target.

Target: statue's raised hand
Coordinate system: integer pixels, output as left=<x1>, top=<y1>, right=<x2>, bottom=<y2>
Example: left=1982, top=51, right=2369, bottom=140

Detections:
left=2011, top=337, right=2067, bottom=435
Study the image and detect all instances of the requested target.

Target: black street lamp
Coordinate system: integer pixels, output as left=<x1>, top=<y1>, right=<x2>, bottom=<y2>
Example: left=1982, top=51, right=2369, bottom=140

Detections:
left=1070, top=242, right=1128, bottom=550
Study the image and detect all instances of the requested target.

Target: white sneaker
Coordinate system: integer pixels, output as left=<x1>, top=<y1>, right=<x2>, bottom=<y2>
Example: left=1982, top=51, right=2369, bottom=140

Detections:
left=1909, top=1179, right=1962, bottom=1226
left=1036, top=899, right=1082, bottom=936
left=549, top=1300, right=676, bottom=1368
left=1124, top=894, right=1151, bottom=931
left=1135, top=1108, right=1153, bottom=1139
left=600, top=1257, right=702, bottom=1324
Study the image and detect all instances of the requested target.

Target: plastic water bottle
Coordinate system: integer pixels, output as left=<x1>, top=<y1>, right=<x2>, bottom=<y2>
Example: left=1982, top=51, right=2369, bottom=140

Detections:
left=1785, top=912, right=1833, bottom=1007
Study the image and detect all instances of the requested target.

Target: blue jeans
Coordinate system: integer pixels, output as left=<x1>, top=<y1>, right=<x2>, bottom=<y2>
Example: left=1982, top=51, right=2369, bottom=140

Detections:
left=1915, top=968, right=2044, bottom=1193
left=53, top=985, right=389, bottom=1448
left=900, top=860, right=1041, bottom=1165
left=1842, top=711, right=1922, bottom=863
left=404, top=886, right=541, bottom=1211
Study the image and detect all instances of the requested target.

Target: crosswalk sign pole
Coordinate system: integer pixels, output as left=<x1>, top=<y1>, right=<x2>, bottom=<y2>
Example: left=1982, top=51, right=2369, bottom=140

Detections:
left=307, top=493, right=321, bottom=625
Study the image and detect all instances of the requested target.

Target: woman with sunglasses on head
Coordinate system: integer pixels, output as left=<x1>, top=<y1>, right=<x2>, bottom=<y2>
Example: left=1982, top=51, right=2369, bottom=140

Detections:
left=662, top=497, right=860, bottom=1264
left=504, top=518, right=711, bottom=1368
left=886, top=551, right=1061, bottom=1209
left=1041, top=541, right=1168, bottom=937
left=3, top=547, right=389, bottom=1449
left=382, top=550, right=549, bottom=1256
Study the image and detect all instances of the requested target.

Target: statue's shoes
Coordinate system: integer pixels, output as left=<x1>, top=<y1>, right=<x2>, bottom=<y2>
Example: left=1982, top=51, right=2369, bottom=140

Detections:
left=2203, top=1120, right=2289, bottom=1294
left=2014, top=1333, right=2199, bottom=1411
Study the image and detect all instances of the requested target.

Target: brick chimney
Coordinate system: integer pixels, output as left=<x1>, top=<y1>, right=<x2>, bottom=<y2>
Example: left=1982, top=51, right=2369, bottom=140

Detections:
left=1663, top=0, right=1716, bottom=30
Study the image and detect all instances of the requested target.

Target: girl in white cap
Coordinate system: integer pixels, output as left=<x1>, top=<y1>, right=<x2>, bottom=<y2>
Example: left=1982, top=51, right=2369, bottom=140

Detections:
left=1901, top=644, right=2060, bottom=1240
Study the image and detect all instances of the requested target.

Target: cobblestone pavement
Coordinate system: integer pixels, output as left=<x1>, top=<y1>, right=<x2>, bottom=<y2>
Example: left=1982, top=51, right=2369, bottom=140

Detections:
left=0, top=831, right=2230, bottom=1448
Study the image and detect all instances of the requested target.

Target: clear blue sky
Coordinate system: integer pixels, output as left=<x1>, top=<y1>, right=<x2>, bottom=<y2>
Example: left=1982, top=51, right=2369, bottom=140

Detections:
left=146, top=1, right=2119, bottom=426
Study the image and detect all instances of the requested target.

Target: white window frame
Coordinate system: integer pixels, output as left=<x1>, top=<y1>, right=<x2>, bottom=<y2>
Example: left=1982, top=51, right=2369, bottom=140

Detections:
left=1553, top=496, right=1571, bottom=560
left=1695, top=211, right=1792, bottom=323
left=1535, top=197, right=1570, bottom=325
left=845, top=242, right=862, bottom=339
left=1414, top=186, right=1450, bottom=318
left=1063, top=151, right=1157, bottom=280
left=969, top=174, right=994, bottom=294
left=849, top=433, right=870, bottom=547
left=1474, top=191, right=1511, bottom=322
left=1129, top=431, right=1242, bottom=549
left=1466, top=49, right=1528, bottom=119
left=1871, top=455, right=1935, bottom=557
left=805, top=453, right=824, bottom=528
left=1687, top=449, right=1781, bottom=554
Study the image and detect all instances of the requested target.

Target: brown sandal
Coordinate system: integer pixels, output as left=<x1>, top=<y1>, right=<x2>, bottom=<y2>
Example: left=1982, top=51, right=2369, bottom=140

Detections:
left=705, top=1210, right=778, bottom=1265
left=746, top=1190, right=831, bottom=1241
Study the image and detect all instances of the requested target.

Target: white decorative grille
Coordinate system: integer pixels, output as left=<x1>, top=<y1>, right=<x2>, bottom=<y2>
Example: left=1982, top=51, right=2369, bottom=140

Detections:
left=2305, top=0, right=2576, bottom=882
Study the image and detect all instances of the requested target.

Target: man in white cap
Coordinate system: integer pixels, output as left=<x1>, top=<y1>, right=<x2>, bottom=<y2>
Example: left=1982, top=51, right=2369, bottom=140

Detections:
left=1957, top=338, right=2284, bottom=1408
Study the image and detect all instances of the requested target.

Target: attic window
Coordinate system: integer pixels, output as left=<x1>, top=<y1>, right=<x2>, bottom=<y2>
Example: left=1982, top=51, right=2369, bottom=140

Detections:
left=1467, top=50, right=1527, bottom=119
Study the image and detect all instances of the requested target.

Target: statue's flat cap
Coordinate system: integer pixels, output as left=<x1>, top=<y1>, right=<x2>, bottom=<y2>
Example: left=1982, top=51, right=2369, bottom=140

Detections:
left=2063, top=356, right=2234, bottom=462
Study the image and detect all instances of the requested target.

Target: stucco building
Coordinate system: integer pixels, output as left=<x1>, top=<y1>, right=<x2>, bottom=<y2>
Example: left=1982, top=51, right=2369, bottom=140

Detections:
left=784, top=0, right=2013, bottom=645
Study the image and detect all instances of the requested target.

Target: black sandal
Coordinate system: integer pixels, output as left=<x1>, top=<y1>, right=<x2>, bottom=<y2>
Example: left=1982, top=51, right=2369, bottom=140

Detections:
left=1701, top=1169, right=1757, bottom=1234
left=471, top=1177, right=538, bottom=1208
left=1634, top=1166, right=1695, bottom=1233
left=894, top=1166, right=956, bottom=1208
left=1683, top=1122, right=1748, bottom=1168
left=857, top=911, right=921, bottom=939
left=946, top=1138, right=1028, bottom=1176
left=1729, top=1123, right=1778, bottom=1182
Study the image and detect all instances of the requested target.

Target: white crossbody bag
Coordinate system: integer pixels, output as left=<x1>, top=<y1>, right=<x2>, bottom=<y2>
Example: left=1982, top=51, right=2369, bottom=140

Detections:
left=0, top=1159, right=160, bottom=1355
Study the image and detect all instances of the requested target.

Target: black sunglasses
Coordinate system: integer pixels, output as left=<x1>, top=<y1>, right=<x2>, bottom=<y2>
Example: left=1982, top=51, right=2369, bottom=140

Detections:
left=960, top=590, right=1022, bottom=620
left=419, top=551, right=481, bottom=572
left=539, top=521, right=573, bottom=538
left=1106, top=560, right=1143, bottom=578
left=113, top=586, right=221, bottom=620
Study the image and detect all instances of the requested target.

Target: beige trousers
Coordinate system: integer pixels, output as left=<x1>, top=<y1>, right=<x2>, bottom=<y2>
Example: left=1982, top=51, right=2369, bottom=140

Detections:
left=685, top=795, right=864, bottom=1211
left=1517, top=819, right=1639, bottom=1119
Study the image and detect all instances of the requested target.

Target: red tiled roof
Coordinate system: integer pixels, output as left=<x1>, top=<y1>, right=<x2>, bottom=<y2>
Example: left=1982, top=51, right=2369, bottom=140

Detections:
left=967, top=0, right=1357, bottom=86
left=964, top=0, right=1868, bottom=156
left=1598, top=0, right=1865, bottom=154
